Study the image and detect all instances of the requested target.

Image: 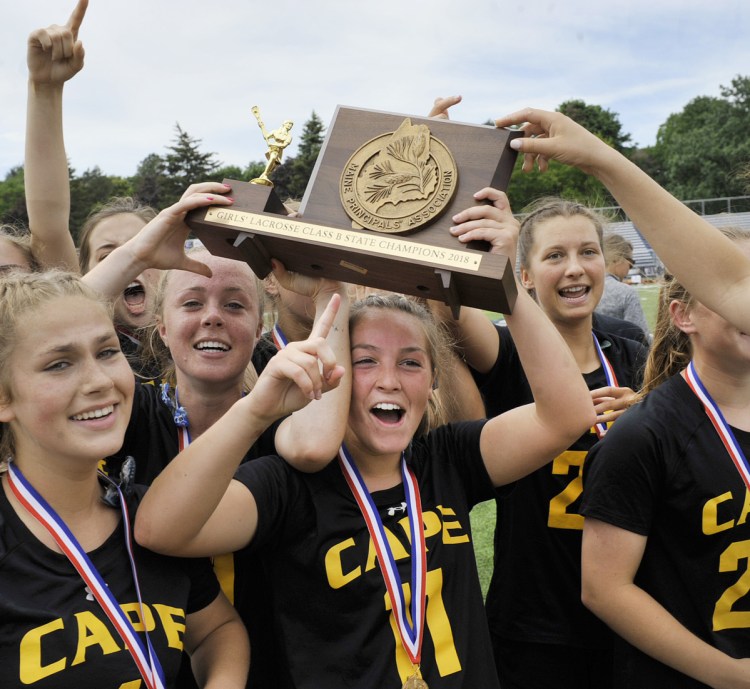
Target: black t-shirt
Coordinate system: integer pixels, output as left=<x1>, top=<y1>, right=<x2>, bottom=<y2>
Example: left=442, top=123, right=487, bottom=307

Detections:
left=103, top=382, right=281, bottom=689
left=234, top=421, right=500, bottom=689
left=104, top=381, right=279, bottom=488
left=592, top=311, right=650, bottom=347
left=581, top=373, right=750, bottom=688
left=478, top=323, right=648, bottom=648
left=0, top=483, right=218, bottom=689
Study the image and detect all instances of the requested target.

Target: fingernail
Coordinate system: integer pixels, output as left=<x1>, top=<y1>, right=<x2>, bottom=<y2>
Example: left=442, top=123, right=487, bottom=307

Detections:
left=223, top=183, right=231, bottom=188
left=510, top=139, right=522, bottom=150
left=226, top=197, right=234, bottom=202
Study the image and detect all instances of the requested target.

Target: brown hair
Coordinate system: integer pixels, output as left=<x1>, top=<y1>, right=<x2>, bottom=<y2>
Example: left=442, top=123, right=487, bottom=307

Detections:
left=78, top=197, right=157, bottom=273
left=0, top=271, right=112, bottom=466
left=641, top=226, right=750, bottom=397
left=602, top=233, right=633, bottom=268
left=518, top=197, right=607, bottom=270
left=349, top=293, right=452, bottom=435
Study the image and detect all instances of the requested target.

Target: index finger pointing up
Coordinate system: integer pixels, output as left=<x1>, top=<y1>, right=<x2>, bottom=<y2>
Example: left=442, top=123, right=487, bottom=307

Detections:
left=67, top=0, right=89, bottom=38
left=309, top=293, right=341, bottom=341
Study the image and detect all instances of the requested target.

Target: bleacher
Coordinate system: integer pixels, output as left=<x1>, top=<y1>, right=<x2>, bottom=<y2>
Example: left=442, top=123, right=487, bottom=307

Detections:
left=605, top=211, right=750, bottom=280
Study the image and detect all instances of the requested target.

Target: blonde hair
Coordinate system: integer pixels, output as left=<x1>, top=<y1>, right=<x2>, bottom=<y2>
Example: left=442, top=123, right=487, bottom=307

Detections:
left=349, top=293, right=452, bottom=435
left=0, top=271, right=112, bottom=466
left=641, top=226, right=750, bottom=397
left=142, top=249, right=265, bottom=393
left=0, top=225, right=37, bottom=272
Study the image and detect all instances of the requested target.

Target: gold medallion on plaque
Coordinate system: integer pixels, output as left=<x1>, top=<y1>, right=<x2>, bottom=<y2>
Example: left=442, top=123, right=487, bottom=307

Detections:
left=339, top=118, right=458, bottom=234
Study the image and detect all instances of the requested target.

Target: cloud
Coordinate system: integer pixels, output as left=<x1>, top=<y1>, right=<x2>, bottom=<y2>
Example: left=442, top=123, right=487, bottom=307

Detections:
left=2, top=0, right=748, bottom=177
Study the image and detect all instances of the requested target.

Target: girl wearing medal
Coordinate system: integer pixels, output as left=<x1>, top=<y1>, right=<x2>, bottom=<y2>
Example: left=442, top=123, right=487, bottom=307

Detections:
left=134, top=202, right=596, bottom=688
left=0, top=270, right=250, bottom=689
left=440, top=190, right=648, bottom=688
left=580, top=227, right=750, bottom=688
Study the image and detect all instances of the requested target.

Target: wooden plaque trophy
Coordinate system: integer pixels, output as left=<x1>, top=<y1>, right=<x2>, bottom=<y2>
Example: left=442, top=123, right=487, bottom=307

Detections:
left=186, top=105, right=522, bottom=316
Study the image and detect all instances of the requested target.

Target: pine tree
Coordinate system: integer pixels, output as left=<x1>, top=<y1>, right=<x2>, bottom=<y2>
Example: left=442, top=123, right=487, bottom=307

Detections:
left=162, top=123, right=220, bottom=204
left=288, top=111, right=326, bottom=199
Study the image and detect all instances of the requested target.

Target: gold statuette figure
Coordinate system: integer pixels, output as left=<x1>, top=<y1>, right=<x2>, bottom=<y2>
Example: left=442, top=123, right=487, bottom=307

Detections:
left=251, top=105, right=294, bottom=186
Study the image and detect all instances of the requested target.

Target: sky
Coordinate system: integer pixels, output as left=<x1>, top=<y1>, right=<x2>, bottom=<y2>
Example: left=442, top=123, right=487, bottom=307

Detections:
left=2, top=0, right=749, bottom=180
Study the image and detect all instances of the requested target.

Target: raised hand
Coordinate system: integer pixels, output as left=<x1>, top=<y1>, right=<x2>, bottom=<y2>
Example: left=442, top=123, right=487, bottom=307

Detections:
left=494, top=107, right=617, bottom=176
left=248, top=293, right=346, bottom=423
left=271, top=259, right=344, bottom=305
left=28, top=0, right=88, bottom=86
left=427, top=95, right=462, bottom=120
left=449, top=187, right=520, bottom=258
left=124, top=187, right=234, bottom=276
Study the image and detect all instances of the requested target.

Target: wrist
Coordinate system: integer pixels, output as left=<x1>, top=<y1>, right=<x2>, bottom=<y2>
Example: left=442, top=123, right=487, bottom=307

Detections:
left=28, top=79, right=64, bottom=97
left=111, top=241, right=150, bottom=279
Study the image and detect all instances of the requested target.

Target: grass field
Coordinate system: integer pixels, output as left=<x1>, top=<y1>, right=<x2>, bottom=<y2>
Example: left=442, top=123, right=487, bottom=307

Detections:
left=470, top=283, right=661, bottom=598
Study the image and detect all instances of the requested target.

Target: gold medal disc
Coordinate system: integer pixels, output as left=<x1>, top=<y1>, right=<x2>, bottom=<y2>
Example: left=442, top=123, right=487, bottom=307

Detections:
left=402, top=674, right=429, bottom=689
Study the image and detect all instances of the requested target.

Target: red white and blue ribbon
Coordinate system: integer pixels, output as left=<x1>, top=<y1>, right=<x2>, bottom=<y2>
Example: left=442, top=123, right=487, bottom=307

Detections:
left=6, top=463, right=166, bottom=689
left=684, top=361, right=750, bottom=490
left=337, top=445, right=427, bottom=666
left=271, top=323, right=288, bottom=351
left=178, top=426, right=191, bottom=452
left=592, top=333, right=619, bottom=438
left=275, top=323, right=427, bottom=664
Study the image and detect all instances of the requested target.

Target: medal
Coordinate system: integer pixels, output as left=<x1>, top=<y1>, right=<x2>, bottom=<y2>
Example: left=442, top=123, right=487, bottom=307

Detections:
left=338, top=445, right=428, bottom=683
left=402, top=669, right=429, bottom=689
left=7, top=463, right=166, bottom=689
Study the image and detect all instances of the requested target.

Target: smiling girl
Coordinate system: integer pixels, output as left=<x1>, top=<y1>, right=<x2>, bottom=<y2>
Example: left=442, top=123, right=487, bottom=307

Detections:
left=0, top=271, right=249, bottom=689
left=440, top=190, right=649, bottom=689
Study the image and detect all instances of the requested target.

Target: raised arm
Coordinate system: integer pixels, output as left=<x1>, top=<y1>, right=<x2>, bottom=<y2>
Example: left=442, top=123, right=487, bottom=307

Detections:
left=134, top=296, right=345, bottom=557
left=24, top=0, right=87, bottom=271
left=495, top=107, right=750, bottom=333
left=466, top=189, right=594, bottom=485
left=270, top=261, right=352, bottom=470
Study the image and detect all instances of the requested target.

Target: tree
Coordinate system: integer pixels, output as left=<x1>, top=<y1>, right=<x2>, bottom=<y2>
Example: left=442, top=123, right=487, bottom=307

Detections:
left=288, top=111, right=326, bottom=199
left=653, top=77, right=750, bottom=200
left=505, top=99, right=632, bottom=210
left=558, top=99, right=631, bottom=152
left=721, top=75, right=750, bottom=112
left=69, top=167, right=132, bottom=241
left=131, top=153, right=167, bottom=209
left=0, top=166, right=28, bottom=227
left=161, top=123, right=220, bottom=205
